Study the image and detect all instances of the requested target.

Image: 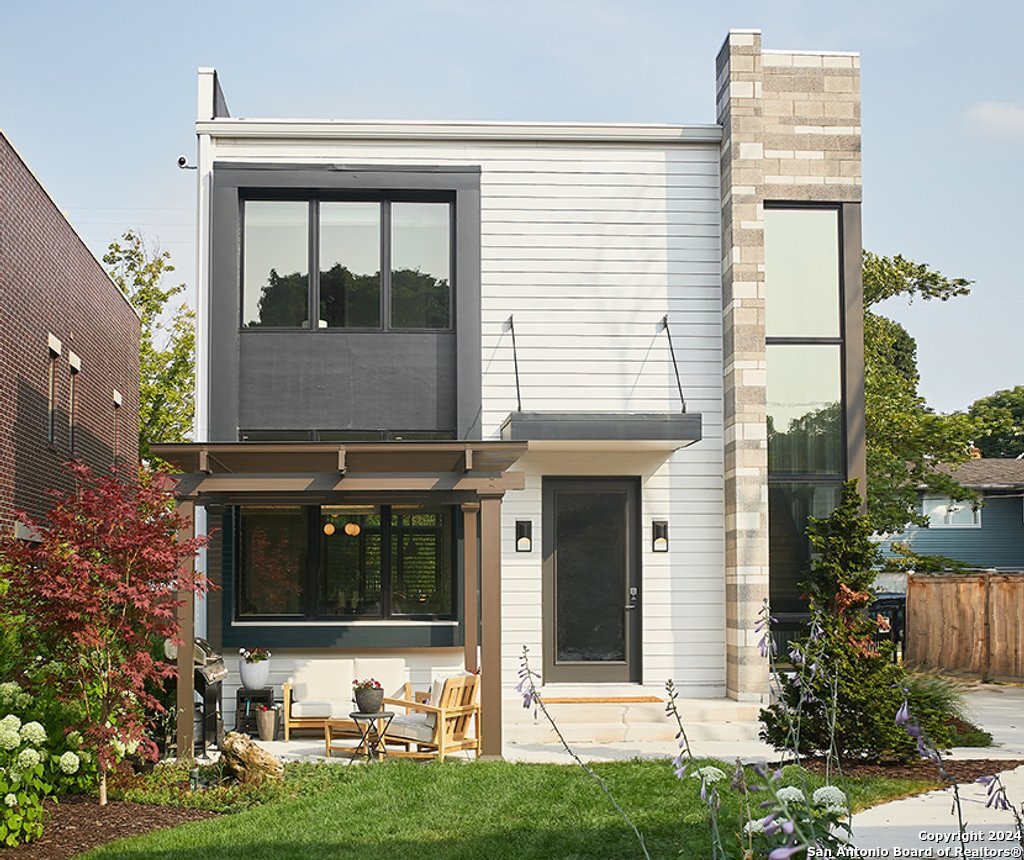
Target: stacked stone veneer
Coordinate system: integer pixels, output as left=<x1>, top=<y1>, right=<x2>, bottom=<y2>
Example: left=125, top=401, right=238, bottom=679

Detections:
left=716, top=30, right=862, bottom=700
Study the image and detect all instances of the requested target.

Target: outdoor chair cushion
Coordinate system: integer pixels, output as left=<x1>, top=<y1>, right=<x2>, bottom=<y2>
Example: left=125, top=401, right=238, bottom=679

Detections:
left=388, top=713, right=435, bottom=744
left=290, top=699, right=340, bottom=719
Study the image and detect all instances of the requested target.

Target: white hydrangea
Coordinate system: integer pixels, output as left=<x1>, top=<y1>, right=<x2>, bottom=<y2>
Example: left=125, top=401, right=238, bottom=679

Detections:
left=0, top=682, right=31, bottom=712
left=690, top=765, right=728, bottom=785
left=743, top=818, right=765, bottom=835
left=3, top=793, right=16, bottom=808
left=66, top=731, right=83, bottom=749
left=19, top=721, right=46, bottom=745
left=58, top=751, right=80, bottom=775
left=0, top=727, right=20, bottom=752
left=17, top=748, right=40, bottom=770
left=111, top=739, right=126, bottom=758
left=775, top=785, right=806, bottom=804
left=813, top=786, right=847, bottom=809
left=0, top=714, right=22, bottom=733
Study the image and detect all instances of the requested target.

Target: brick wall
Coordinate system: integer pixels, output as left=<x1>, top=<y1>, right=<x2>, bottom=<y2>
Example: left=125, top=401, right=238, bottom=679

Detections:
left=716, top=30, right=863, bottom=700
left=0, top=132, right=140, bottom=535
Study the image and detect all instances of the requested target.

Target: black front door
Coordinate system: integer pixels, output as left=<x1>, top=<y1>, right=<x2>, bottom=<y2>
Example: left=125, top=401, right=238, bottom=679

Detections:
left=542, top=478, right=641, bottom=683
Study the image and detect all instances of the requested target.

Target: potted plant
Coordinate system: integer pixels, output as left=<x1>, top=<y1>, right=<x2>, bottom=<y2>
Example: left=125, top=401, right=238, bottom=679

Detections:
left=353, top=677, right=383, bottom=714
left=255, top=704, right=277, bottom=741
left=238, top=647, right=272, bottom=690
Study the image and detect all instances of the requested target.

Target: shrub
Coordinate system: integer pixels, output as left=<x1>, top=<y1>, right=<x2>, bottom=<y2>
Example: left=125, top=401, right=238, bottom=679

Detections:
left=759, top=481, right=954, bottom=761
left=0, top=682, right=94, bottom=846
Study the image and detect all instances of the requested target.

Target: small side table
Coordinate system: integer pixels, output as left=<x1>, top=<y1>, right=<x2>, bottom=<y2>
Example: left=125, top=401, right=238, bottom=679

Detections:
left=349, top=711, right=395, bottom=762
left=235, top=687, right=274, bottom=736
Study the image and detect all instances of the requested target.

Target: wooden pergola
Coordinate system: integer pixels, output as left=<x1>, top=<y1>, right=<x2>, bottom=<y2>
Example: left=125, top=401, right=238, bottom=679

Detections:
left=152, top=440, right=528, bottom=759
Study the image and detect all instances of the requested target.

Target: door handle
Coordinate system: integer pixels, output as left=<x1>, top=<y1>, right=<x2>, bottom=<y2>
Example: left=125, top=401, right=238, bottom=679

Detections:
left=626, top=587, right=638, bottom=610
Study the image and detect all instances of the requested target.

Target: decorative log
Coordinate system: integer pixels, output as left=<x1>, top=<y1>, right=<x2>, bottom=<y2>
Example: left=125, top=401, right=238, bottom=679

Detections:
left=220, top=731, right=284, bottom=785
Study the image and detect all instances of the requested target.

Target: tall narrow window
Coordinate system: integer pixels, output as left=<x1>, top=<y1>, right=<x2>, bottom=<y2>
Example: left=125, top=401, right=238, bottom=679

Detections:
left=319, top=202, right=381, bottom=328
left=242, top=201, right=309, bottom=328
left=391, top=202, right=451, bottom=329
left=112, top=389, right=122, bottom=464
left=68, top=354, right=80, bottom=455
left=46, top=348, right=58, bottom=443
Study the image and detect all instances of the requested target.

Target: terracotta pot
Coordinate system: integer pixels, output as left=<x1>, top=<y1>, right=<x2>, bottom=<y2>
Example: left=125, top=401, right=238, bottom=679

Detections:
left=256, top=708, right=276, bottom=742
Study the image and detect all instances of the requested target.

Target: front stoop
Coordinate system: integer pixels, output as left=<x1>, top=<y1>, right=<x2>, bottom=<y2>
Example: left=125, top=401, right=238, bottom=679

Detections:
left=503, top=691, right=762, bottom=746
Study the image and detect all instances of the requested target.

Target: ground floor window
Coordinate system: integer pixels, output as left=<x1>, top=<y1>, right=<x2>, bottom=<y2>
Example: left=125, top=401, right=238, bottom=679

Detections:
left=237, top=503, right=454, bottom=621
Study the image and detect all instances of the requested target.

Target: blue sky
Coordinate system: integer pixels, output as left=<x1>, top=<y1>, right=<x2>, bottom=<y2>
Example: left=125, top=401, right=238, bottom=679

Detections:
left=3, top=1, right=1021, bottom=413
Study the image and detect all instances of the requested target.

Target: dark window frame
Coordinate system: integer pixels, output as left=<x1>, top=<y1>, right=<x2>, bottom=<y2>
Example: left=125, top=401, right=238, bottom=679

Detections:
left=46, top=348, right=58, bottom=444
left=234, top=503, right=457, bottom=623
left=238, top=429, right=456, bottom=442
left=765, top=202, right=855, bottom=618
left=239, top=192, right=455, bottom=334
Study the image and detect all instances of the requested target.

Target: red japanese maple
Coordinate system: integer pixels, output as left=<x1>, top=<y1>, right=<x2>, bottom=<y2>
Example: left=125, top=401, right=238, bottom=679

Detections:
left=1, top=463, right=209, bottom=804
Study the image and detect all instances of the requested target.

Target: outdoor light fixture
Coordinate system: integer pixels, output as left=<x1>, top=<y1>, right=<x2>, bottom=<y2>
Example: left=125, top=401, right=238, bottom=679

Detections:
left=323, top=522, right=336, bottom=536
left=652, top=520, right=669, bottom=553
left=516, top=520, right=532, bottom=552
left=343, top=521, right=362, bottom=537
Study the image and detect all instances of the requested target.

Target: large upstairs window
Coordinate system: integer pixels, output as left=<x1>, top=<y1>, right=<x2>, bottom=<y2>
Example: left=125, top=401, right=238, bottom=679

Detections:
left=242, top=197, right=452, bottom=331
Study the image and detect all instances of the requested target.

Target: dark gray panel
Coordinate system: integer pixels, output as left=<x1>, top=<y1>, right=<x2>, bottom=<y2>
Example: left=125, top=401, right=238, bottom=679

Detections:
left=500, top=412, right=702, bottom=444
left=208, top=165, right=482, bottom=442
left=238, top=331, right=456, bottom=431
left=842, top=203, right=866, bottom=496
left=209, top=184, right=241, bottom=441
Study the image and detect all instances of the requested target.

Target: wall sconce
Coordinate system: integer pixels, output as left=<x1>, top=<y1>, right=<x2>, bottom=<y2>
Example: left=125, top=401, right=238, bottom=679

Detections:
left=516, top=520, right=533, bottom=552
left=323, top=522, right=336, bottom=536
left=344, top=522, right=362, bottom=537
left=652, top=520, right=669, bottom=553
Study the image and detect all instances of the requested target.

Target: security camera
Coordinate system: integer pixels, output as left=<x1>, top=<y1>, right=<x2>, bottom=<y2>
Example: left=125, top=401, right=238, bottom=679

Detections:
left=177, top=155, right=196, bottom=170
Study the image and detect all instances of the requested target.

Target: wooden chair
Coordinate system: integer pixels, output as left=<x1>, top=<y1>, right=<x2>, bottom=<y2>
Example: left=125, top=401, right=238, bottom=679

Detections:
left=382, top=674, right=480, bottom=760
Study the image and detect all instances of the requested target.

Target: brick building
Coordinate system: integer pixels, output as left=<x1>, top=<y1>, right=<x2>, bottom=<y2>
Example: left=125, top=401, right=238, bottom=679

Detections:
left=0, top=131, right=140, bottom=537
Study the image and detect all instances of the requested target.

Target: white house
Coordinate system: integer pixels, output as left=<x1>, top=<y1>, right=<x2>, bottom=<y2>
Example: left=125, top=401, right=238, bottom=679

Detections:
left=157, top=29, right=865, bottom=756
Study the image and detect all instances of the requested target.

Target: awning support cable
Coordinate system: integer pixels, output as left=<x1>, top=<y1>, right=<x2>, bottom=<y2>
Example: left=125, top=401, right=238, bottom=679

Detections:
left=662, top=314, right=687, bottom=414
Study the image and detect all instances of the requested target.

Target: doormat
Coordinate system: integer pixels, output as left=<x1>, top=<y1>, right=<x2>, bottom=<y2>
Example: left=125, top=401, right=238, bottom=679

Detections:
left=541, top=696, right=663, bottom=704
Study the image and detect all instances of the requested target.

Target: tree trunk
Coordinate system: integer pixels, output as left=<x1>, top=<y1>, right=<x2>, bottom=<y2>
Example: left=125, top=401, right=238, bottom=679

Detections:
left=98, top=768, right=107, bottom=806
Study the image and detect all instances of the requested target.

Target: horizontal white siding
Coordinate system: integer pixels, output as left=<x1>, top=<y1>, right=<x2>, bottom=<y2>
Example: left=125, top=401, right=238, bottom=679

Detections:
left=208, top=133, right=726, bottom=698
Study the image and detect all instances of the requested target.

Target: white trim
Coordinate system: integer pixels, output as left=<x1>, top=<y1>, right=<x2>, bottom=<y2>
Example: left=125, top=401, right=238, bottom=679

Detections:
left=47, top=332, right=62, bottom=355
left=762, top=49, right=860, bottom=58
left=68, top=351, right=81, bottom=372
left=197, top=119, right=723, bottom=145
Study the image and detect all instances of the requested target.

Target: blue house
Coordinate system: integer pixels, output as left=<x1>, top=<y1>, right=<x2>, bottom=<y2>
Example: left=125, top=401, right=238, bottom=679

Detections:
left=880, top=459, right=1024, bottom=570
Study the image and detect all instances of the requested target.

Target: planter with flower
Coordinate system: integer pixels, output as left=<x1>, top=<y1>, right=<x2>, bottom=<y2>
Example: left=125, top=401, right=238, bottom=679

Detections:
left=238, top=648, right=272, bottom=691
left=254, top=704, right=277, bottom=741
left=353, top=678, right=383, bottom=714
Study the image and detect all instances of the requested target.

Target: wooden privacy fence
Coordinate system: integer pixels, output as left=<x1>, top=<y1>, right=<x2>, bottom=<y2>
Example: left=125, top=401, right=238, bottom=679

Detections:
left=905, top=572, right=1024, bottom=681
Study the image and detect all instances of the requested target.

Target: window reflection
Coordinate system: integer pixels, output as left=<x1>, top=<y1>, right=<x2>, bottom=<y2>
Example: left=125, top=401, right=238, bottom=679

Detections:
left=764, top=208, right=840, bottom=339
left=319, top=202, right=381, bottom=328
left=238, top=507, right=306, bottom=615
left=242, top=201, right=309, bottom=328
left=767, top=344, right=843, bottom=475
left=391, top=203, right=451, bottom=329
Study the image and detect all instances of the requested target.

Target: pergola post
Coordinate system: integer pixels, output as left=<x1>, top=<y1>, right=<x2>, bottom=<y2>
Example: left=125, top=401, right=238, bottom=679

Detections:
left=461, top=502, right=480, bottom=673
left=479, top=495, right=503, bottom=758
left=175, top=500, right=196, bottom=761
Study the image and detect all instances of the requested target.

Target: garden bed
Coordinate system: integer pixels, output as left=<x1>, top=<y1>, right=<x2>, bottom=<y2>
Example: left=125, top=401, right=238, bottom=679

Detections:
left=7, top=796, right=217, bottom=860
left=797, top=756, right=1024, bottom=783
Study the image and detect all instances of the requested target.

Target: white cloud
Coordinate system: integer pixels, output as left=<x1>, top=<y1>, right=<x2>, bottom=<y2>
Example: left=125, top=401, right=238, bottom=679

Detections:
left=966, top=101, right=1024, bottom=137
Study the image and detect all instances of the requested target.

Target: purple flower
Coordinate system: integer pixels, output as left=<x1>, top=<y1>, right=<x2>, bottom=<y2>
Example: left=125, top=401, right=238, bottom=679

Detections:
left=976, top=775, right=995, bottom=786
left=768, top=846, right=804, bottom=860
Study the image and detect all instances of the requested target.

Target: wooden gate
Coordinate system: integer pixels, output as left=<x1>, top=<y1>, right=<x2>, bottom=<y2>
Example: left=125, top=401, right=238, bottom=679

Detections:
left=905, top=572, right=1024, bottom=680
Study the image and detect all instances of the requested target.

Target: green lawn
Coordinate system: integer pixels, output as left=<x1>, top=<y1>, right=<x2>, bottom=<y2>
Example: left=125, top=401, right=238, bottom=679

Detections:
left=86, top=759, right=936, bottom=860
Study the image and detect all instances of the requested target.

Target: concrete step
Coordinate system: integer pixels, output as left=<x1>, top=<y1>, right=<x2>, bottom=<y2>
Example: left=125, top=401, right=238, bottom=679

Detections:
left=505, top=718, right=762, bottom=745
left=503, top=697, right=761, bottom=725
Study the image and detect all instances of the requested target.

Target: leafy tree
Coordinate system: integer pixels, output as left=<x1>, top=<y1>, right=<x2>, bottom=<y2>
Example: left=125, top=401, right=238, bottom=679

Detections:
left=0, top=464, right=208, bottom=805
left=863, top=252, right=981, bottom=534
left=968, top=386, right=1024, bottom=459
left=103, top=232, right=195, bottom=461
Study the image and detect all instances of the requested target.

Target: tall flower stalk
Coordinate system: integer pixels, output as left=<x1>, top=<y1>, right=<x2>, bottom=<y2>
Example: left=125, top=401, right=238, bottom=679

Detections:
left=516, top=648, right=651, bottom=860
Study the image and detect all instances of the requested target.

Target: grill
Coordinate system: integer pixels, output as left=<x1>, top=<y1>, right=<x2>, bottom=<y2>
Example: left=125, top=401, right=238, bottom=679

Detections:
left=192, top=638, right=225, bottom=753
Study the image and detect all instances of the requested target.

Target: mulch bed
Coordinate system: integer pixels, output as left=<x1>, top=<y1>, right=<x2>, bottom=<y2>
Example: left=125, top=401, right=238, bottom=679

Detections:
left=796, top=756, right=1024, bottom=783
left=8, top=796, right=218, bottom=860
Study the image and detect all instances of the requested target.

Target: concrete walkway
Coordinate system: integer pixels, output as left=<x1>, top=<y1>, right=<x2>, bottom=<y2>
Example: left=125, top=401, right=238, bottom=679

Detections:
left=850, top=683, right=1024, bottom=854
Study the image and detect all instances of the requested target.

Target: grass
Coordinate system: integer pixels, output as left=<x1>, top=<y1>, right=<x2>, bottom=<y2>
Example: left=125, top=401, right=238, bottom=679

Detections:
left=85, top=758, right=938, bottom=860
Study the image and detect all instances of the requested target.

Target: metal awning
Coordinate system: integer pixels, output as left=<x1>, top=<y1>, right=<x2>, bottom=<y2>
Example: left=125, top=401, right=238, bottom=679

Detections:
left=500, top=411, right=702, bottom=448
